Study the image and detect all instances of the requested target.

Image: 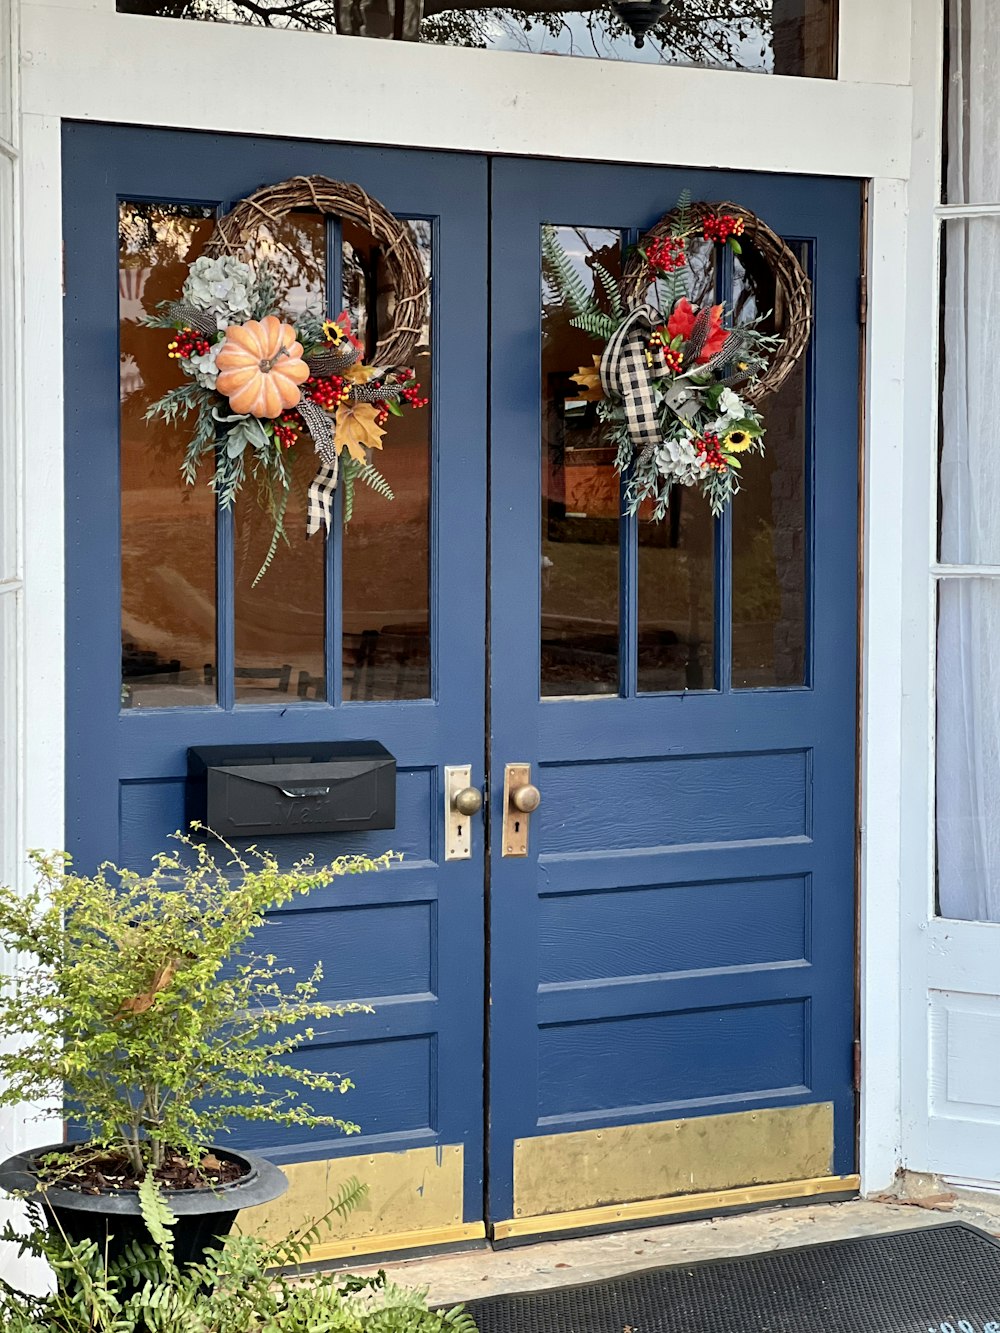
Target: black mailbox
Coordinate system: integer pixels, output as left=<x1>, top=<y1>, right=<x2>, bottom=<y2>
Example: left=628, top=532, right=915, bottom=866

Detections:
left=187, top=742, right=396, bottom=838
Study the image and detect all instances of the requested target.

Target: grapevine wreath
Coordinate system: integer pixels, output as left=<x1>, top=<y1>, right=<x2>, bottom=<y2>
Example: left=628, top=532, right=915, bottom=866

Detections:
left=144, top=175, right=430, bottom=583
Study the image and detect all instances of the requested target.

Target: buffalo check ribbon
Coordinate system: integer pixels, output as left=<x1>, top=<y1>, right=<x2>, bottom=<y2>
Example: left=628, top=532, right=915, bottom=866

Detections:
left=306, top=456, right=339, bottom=537
left=599, top=305, right=664, bottom=456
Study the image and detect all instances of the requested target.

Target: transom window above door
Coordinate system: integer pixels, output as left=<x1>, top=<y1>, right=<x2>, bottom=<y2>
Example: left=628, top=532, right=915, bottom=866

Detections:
left=115, top=0, right=837, bottom=77
left=118, top=200, right=432, bottom=708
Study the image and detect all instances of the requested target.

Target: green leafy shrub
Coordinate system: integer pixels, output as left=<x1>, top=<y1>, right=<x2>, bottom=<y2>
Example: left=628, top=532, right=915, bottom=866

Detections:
left=0, top=831, right=398, bottom=1177
left=0, top=1180, right=478, bottom=1333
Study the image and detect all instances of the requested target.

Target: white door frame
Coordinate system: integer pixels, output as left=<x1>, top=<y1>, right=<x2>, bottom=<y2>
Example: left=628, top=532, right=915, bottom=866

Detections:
left=2, top=0, right=933, bottom=1207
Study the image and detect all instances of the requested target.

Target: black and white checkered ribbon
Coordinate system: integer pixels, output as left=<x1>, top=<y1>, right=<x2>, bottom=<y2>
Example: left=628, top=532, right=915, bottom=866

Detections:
left=300, top=375, right=409, bottom=537
left=298, top=395, right=340, bottom=538
left=306, top=456, right=339, bottom=537
left=600, top=305, right=664, bottom=455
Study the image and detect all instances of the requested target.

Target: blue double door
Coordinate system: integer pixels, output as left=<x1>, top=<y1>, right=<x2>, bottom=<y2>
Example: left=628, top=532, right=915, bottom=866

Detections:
left=64, top=124, right=861, bottom=1246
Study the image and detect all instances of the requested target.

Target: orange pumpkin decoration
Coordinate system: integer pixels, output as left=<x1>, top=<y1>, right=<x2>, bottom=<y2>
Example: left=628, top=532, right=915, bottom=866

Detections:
left=216, top=316, right=310, bottom=419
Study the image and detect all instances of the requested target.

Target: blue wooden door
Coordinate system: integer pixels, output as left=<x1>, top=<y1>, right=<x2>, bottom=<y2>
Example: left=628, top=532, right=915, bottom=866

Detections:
left=64, top=126, right=860, bottom=1251
left=488, top=159, right=861, bottom=1236
left=63, top=124, right=489, bottom=1250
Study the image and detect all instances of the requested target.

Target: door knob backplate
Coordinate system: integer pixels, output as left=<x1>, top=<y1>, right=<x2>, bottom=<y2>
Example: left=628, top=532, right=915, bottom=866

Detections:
left=502, top=763, right=538, bottom=857
left=444, top=765, right=480, bottom=861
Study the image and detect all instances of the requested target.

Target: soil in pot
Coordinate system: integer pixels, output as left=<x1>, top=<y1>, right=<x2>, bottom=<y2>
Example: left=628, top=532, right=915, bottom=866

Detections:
left=0, top=1142, right=287, bottom=1276
left=37, top=1146, right=246, bottom=1194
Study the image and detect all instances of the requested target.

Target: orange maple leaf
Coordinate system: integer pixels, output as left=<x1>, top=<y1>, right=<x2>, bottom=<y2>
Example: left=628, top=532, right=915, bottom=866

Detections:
left=571, top=356, right=604, bottom=402
left=335, top=400, right=386, bottom=462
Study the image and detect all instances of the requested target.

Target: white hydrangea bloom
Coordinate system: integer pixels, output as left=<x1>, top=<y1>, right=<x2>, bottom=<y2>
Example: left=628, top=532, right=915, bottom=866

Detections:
left=182, top=256, right=254, bottom=327
left=182, top=340, right=223, bottom=391
left=654, top=435, right=702, bottom=487
left=717, top=387, right=745, bottom=420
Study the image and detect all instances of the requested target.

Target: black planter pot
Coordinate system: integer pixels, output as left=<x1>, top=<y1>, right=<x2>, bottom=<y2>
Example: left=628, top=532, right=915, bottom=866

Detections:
left=0, top=1142, right=287, bottom=1272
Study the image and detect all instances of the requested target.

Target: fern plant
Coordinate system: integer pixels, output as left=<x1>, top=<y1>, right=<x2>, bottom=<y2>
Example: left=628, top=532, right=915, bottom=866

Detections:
left=0, top=1181, right=479, bottom=1333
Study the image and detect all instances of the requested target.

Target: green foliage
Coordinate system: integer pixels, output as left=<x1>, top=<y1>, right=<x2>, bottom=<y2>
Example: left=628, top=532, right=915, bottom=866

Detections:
left=248, top=260, right=280, bottom=321
left=342, top=461, right=395, bottom=526
left=0, top=1185, right=479, bottom=1333
left=569, top=310, right=618, bottom=341
left=591, top=262, right=625, bottom=322
left=541, top=225, right=595, bottom=320
left=0, top=834, right=400, bottom=1177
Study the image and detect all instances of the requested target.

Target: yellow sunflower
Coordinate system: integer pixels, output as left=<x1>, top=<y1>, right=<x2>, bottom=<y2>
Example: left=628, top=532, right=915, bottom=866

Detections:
left=723, top=427, right=752, bottom=453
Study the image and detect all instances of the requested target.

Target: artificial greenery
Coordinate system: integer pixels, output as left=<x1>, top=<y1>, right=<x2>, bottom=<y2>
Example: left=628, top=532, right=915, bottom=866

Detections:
left=0, top=832, right=398, bottom=1178
left=0, top=1178, right=479, bottom=1333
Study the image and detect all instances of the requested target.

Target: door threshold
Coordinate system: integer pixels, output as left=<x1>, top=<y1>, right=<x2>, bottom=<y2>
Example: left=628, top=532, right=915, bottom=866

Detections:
left=289, top=1222, right=489, bottom=1274
left=491, top=1175, right=861, bottom=1246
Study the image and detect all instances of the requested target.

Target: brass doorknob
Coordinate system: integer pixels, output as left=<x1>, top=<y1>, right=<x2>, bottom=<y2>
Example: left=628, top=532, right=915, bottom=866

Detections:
left=510, top=784, right=541, bottom=814
left=452, top=786, right=483, bottom=816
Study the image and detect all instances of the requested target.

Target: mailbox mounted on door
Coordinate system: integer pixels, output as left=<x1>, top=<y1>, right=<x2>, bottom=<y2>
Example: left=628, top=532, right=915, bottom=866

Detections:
left=187, top=742, right=396, bottom=838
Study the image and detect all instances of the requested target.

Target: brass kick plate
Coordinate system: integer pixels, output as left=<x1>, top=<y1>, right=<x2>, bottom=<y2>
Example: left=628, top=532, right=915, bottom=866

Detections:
left=502, top=762, right=532, bottom=857
left=444, top=765, right=473, bottom=861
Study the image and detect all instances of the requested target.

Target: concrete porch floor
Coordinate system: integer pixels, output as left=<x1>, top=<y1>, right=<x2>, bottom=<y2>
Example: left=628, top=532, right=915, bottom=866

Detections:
left=338, top=1188, right=1000, bottom=1306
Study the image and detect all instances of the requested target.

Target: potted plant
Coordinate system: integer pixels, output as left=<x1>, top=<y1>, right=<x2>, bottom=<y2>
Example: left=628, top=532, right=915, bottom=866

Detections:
left=0, top=1177, right=479, bottom=1333
left=0, top=832, right=395, bottom=1269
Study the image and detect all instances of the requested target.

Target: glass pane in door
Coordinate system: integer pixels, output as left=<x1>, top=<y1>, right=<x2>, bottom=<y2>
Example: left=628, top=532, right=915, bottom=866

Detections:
left=731, top=240, right=808, bottom=689
left=342, top=219, right=432, bottom=701
left=637, top=239, right=717, bottom=694
left=119, top=201, right=217, bottom=709
left=233, top=211, right=328, bottom=702
left=540, top=225, right=621, bottom=698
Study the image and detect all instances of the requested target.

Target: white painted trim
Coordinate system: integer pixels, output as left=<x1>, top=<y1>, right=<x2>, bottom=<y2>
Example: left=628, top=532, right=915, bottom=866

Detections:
left=838, top=0, right=912, bottom=85
left=936, top=203, right=1000, bottom=218
left=19, top=112, right=65, bottom=858
left=20, top=6, right=913, bottom=181
left=858, top=174, right=909, bottom=1192
left=897, top=0, right=945, bottom=1178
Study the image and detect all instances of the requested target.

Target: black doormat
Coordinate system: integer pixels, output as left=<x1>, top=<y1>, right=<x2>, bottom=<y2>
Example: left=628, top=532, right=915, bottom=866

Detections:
left=463, top=1223, right=1000, bottom=1333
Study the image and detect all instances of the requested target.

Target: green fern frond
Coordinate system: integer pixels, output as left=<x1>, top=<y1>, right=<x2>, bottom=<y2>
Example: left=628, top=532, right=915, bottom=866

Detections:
left=673, top=187, right=692, bottom=236
left=331, top=1174, right=367, bottom=1219
left=356, top=462, right=395, bottom=502
left=137, top=1175, right=177, bottom=1274
left=592, top=261, right=625, bottom=320
left=542, top=225, right=599, bottom=321
left=570, top=310, right=619, bottom=341
left=342, top=464, right=356, bottom=525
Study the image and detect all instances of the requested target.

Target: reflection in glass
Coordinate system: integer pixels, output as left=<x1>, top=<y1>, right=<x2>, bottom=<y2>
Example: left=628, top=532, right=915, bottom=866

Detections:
left=116, top=0, right=836, bottom=77
left=944, top=0, right=1000, bottom=204
left=541, top=226, right=621, bottom=698
left=936, top=578, right=1000, bottom=923
left=636, top=503, right=716, bottom=694
left=940, top=219, right=1000, bottom=567
left=119, top=202, right=217, bottom=709
left=342, top=220, right=432, bottom=701
left=730, top=240, right=808, bottom=689
left=234, top=211, right=327, bottom=702
left=637, top=240, right=716, bottom=694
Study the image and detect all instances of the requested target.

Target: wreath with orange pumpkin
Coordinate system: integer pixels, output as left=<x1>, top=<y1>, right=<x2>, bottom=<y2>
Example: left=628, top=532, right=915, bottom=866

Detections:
left=143, top=178, right=428, bottom=584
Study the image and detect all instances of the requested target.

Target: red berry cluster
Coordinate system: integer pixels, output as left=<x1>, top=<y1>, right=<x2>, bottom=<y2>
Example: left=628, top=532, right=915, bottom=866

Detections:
left=695, top=431, right=729, bottom=473
left=702, top=213, right=745, bottom=243
left=645, top=235, right=687, bottom=275
left=307, top=375, right=351, bottom=411
left=375, top=405, right=391, bottom=427
left=274, top=412, right=301, bottom=449
left=167, top=328, right=211, bottom=360
left=402, top=382, right=429, bottom=409
left=648, top=329, right=684, bottom=376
